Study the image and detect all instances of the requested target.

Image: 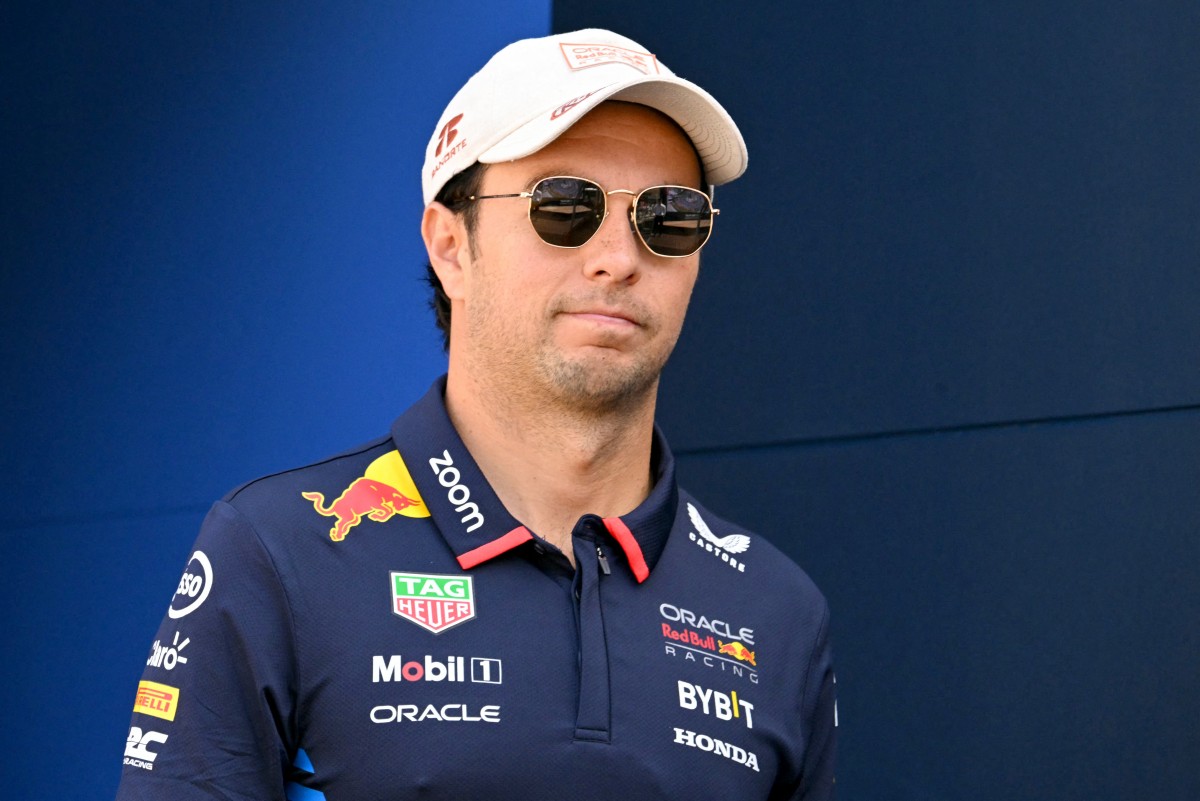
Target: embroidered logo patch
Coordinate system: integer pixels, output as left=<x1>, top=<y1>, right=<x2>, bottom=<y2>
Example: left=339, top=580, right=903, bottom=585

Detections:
left=133, top=680, right=180, bottom=722
left=390, top=572, right=475, bottom=634
left=558, top=42, right=659, bottom=74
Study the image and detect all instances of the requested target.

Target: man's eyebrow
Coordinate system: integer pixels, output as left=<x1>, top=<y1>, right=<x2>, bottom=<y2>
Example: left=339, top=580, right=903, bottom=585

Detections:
left=517, top=171, right=704, bottom=192
left=526, top=169, right=580, bottom=186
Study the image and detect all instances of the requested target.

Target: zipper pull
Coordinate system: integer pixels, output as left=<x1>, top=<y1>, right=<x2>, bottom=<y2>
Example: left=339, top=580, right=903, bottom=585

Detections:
left=596, top=545, right=611, bottom=575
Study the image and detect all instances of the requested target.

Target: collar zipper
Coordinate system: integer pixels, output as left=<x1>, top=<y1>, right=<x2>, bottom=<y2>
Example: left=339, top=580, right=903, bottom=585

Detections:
left=596, top=545, right=611, bottom=575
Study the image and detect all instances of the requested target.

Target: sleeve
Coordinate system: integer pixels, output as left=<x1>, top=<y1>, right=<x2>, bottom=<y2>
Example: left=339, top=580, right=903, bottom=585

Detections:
left=792, top=603, right=838, bottom=801
left=115, top=500, right=300, bottom=801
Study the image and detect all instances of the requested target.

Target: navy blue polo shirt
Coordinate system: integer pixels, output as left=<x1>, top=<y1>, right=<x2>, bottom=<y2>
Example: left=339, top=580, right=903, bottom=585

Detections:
left=116, top=377, right=836, bottom=800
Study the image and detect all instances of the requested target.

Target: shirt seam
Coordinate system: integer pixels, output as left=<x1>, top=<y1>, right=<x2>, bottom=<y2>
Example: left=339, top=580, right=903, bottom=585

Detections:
left=797, top=600, right=831, bottom=721
left=225, top=436, right=391, bottom=503
left=220, top=499, right=305, bottom=761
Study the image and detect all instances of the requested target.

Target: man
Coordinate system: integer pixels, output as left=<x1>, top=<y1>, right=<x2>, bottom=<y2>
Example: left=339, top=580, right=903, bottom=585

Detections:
left=117, top=28, right=836, bottom=800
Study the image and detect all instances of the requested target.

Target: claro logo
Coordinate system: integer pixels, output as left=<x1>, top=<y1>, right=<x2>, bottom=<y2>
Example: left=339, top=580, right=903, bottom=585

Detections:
left=429, top=450, right=484, bottom=532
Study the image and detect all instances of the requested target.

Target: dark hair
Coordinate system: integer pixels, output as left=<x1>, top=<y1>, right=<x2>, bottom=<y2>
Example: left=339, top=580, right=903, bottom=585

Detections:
left=425, top=162, right=487, bottom=351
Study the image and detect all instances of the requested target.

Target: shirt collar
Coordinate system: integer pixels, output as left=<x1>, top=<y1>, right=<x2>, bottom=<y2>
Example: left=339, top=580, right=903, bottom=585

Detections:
left=390, top=376, right=677, bottom=582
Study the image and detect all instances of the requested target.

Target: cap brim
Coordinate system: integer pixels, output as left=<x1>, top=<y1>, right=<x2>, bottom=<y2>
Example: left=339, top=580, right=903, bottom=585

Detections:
left=476, top=75, right=748, bottom=186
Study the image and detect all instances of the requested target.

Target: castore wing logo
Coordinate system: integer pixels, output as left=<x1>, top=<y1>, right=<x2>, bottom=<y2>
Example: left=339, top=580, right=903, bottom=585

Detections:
left=687, top=503, right=750, bottom=572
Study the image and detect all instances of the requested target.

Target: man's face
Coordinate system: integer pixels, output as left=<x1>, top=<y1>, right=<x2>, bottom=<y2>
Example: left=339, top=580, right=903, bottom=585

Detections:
left=453, top=102, right=704, bottom=411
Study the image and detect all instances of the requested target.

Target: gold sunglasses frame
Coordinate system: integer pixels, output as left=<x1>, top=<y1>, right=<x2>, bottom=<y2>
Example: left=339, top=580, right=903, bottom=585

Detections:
left=468, top=175, right=719, bottom=259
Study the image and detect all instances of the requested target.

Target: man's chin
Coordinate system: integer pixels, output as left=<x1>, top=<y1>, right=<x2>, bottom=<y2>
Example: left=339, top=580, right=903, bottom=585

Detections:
left=539, top=352, right=663, bottom=411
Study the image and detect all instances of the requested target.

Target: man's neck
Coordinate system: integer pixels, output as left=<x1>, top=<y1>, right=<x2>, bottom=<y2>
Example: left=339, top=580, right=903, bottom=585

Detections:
left=444, top=369, right=657, bottom=561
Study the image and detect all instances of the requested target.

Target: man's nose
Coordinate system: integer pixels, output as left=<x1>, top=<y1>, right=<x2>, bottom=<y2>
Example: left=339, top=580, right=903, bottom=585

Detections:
left=581, top=191, right=644, bottom=283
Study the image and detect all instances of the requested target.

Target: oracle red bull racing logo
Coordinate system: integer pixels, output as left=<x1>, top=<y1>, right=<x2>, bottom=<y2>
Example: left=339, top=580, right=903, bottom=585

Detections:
left=302, top=450, right=429, bottom=541
left=391, top=572, right=475, bottom=634
left=660, top=602, right=759, bottom=683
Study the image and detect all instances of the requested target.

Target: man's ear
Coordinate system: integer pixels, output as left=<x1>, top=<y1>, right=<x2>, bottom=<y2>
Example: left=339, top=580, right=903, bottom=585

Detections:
left=422, top=201, right=471, bottom=301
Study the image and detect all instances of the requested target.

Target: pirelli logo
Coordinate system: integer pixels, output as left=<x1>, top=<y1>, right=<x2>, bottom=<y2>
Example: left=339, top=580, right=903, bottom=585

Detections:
left=134, top=680, right=180, bottom=722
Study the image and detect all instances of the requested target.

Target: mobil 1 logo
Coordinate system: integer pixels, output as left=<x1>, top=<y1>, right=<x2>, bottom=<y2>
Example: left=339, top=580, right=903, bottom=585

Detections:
left=372, top=655, right=503, bottom=684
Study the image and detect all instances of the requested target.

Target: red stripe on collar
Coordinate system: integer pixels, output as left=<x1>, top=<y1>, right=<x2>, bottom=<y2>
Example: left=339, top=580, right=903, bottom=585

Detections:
left=456, top=526, right=533, bottom=570
left=602, top=517, right=649, bottom=583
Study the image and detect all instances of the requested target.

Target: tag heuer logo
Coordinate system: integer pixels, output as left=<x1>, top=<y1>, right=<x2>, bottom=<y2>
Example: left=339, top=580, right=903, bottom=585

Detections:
left=390, top=572, right=475, bottom=634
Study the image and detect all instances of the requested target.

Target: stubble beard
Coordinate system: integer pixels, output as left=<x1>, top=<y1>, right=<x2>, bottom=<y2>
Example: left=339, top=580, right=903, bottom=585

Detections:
left=467, top=285, right=679, bottom=417
left=536, top=329, right=668, bottom=414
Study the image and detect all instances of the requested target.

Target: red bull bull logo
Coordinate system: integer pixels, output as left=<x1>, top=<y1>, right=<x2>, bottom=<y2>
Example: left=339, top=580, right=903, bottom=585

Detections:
left=302, top=450, right=429, bottom=541
left=718, top=640, right=756, bottom=666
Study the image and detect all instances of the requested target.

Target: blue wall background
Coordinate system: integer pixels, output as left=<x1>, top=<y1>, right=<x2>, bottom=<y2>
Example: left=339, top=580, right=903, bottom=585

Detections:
left=554, top=2, right=1200, bottom=799
left=4, top=2, right=1198, bottom=799
left=1, top=3, right=549, bottom=798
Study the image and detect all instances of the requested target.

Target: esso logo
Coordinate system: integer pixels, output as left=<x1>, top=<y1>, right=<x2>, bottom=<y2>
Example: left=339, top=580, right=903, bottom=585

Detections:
left=169, top=551, right=213, bottom=619
left=176, top=572, right=203, bottom=598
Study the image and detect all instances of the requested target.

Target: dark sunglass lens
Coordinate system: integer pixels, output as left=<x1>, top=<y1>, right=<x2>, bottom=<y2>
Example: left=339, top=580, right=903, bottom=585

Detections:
left=634, top=187, right=712, bottom=257
left=528, top=177, right=605, bottom=247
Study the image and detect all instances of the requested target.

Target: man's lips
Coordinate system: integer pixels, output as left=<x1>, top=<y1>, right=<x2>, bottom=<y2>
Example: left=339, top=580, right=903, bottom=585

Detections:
left=561, top=308, right=641, bottom=327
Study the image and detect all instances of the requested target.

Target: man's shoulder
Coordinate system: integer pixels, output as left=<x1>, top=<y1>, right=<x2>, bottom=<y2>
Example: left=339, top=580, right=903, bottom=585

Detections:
left=208, top=433, right=439, bottom=547
left=189, top=430, right=461, bottom=568
left=222, top=435, right=396, bottom=509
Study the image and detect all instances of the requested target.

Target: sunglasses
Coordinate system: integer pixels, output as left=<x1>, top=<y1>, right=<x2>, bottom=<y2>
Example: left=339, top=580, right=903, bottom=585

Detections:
left=468, top=176, right=718, bottom=258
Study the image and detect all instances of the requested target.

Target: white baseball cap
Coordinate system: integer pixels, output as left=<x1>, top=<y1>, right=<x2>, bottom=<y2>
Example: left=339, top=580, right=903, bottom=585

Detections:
left=421, top=28, right=748, bottom=205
